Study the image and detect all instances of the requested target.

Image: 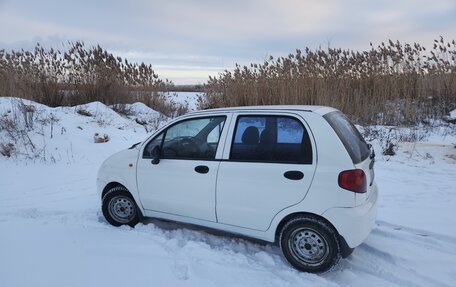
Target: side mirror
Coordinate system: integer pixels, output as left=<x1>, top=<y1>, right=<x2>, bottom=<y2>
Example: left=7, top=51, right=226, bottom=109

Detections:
left=151, top=145, right=161, bottom=165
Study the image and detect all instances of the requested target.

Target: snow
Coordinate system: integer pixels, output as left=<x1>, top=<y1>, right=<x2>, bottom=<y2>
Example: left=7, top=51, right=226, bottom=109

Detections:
left=1, top=98, right=456, bottom=286
left=450, top=109, right=456, bottom=120
left=0, top=97, right=161, bottom=162
left=125, top=102, right=161, bottom=119
left=166, top=91, right=200, bottom=111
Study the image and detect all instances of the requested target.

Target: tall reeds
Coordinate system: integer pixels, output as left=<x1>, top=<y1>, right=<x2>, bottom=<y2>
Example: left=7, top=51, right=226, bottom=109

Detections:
left=0, top=42, right=186, bottom=117
left=201, top=38, right=456, bottom=125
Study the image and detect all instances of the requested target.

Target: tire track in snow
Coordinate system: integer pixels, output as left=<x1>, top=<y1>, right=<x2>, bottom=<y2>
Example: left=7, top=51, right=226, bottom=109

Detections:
left=330, top=221, right=455, bottom=287
left=0, top=205, right=454, bottom=287
left=4, top=204, right=455, bottom=287
left=100, top=217, right=456, bottom=287
left=376, top=220, right=456, bottom=247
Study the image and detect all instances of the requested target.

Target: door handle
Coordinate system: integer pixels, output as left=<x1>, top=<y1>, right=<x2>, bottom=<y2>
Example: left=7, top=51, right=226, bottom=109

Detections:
left=284, top=171, right=304, bottom=180
left=195, top=165, right=209, bottom=174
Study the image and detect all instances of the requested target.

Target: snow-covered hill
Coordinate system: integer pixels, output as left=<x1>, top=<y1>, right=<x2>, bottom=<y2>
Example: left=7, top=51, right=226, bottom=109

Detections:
left=0, top=97, right=165, bottom=162
left=1, top=98, right=455, bottom=287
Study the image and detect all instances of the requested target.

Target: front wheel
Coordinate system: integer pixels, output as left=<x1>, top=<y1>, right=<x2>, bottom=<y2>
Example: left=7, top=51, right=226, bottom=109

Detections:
left=280, top=216, right=341, bottom=273
left=102, top=186, right=140, bottom=227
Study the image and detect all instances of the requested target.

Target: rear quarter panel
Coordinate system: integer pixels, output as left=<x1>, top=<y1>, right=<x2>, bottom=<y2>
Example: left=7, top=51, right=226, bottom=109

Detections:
left=267, top=111, right=357, bottom=239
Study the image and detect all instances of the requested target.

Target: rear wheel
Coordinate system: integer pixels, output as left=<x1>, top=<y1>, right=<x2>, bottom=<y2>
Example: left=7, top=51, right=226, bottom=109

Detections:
left=280, top=216, right=340, bottom=273
left=102, top=186, right=139, bottom=227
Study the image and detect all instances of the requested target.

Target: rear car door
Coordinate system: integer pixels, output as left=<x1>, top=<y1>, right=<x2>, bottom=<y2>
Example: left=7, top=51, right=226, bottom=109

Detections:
left=216, top=112, right=317, bottom=231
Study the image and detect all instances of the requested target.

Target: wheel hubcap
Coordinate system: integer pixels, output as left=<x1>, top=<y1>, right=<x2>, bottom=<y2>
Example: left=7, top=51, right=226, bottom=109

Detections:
left=288, top=228, right=329, bottom=266
left=108, top=196, right=136, bottom=223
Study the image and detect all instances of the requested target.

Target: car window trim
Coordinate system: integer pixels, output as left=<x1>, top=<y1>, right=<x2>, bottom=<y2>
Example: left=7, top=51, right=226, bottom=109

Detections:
left=139, top=158, right=307, bottom=164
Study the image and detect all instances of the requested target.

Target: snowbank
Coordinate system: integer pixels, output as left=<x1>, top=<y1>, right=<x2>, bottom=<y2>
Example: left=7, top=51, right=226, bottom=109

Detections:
left=112, top=102, right=166, bottom=132
left=127, top=102, right=161, bottom=118
left=450, top=109, right=456, bottom=119
left=0, top=98, right=168, bottom=162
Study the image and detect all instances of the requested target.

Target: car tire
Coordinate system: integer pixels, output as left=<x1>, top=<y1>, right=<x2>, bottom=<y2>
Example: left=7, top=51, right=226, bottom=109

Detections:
left=279, top=216, right=341, bottom=273
left=102, top=186, right=140, bottom=227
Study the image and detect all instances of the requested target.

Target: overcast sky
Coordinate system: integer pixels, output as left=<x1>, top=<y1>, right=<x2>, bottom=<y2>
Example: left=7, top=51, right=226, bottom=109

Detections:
left=1, top=0, right=455, bottom=84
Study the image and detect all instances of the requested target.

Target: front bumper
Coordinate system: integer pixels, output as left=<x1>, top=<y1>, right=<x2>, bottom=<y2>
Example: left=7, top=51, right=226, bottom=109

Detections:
left=322, top=182, right=378, bottom=248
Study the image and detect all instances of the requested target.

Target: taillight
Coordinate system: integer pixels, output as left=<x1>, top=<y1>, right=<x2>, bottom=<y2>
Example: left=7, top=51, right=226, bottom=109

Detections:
left=338, top=169, right=367, bottom=193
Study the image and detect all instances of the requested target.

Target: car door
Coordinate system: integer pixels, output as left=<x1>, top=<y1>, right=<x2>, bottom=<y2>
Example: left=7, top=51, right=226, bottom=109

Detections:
left=137, top=114, right=229, bottom=221
left=216, top=112, right=317, bottom=231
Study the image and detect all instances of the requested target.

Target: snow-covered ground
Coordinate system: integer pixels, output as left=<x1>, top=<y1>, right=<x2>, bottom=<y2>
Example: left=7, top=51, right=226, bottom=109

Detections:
left=165, top=91, right=200, bottom=111
left=1, top=98, right=455, bottom=287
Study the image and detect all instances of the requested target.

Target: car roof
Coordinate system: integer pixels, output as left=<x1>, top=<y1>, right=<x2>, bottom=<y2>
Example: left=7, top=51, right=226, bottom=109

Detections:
left=185, top=105, right=338, bottom=115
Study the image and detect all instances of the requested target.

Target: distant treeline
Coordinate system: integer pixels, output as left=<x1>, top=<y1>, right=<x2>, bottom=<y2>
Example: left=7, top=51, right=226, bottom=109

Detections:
left=170, top=84, right=204, bottom=93
left=201, top=38, right=456, bottom=125
left=0, top=42, right=187, bottom=117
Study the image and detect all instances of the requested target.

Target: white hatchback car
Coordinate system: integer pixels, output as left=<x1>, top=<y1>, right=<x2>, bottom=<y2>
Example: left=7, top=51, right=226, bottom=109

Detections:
left=97, top=106, right=378, bottom=273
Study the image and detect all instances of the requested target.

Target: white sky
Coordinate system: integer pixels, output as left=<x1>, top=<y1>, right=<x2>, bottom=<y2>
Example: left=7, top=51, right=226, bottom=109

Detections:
left=0, top=0, right=455, bottom=84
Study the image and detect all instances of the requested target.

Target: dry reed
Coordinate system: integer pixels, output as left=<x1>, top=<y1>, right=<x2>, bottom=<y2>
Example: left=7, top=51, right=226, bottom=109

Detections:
left=0, top=42, right=187, bottom=117
left=200, top=38, right=456, bottom=125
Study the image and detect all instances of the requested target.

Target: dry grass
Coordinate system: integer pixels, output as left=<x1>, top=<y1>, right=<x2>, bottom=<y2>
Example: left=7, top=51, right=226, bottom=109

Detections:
left=0, top=42, right=186, bottom=117
left=200, top=38, right=456, bottom=125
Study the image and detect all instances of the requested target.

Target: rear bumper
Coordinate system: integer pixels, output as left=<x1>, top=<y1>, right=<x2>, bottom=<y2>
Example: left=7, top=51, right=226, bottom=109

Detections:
left=322, top=183, right=378, bottom=248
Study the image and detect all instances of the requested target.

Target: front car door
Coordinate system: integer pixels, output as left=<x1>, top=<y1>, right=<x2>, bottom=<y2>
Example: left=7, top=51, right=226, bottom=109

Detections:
left=216, top=112, right=317, bottom=231
left=137, top=114, right=230, bottom=221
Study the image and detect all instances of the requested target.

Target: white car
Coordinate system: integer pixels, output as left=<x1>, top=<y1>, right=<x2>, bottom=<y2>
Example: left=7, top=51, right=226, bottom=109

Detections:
left=97, top=106, right=378, bottom=273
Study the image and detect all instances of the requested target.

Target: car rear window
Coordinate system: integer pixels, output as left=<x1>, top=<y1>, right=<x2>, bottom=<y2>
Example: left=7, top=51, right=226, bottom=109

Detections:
left=323, top=111, right=369, bottom=164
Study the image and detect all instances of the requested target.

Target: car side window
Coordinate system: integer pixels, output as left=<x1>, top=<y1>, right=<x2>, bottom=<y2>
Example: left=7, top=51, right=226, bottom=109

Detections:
left=144, top=116, right=226, bottom=160
left=230, top=115, right=312, bottom=164
left=143, top=132, right=164, bottom=158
